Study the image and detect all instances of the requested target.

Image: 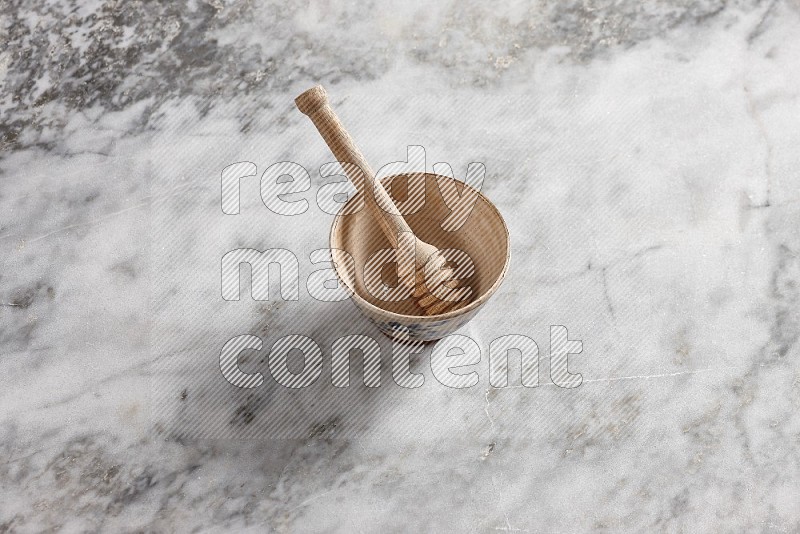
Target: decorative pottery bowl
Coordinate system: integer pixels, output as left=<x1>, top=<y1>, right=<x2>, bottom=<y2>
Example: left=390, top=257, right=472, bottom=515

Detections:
left=330, top=172, right=510, bottom=342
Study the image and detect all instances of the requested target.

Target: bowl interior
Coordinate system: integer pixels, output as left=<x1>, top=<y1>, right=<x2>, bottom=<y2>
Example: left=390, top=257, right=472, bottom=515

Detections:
left=331, top=172, right=509, bottom=318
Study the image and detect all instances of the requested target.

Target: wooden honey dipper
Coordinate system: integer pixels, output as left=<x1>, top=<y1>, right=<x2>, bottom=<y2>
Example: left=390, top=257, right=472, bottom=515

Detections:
left=295, top=85, right=469, bottom=316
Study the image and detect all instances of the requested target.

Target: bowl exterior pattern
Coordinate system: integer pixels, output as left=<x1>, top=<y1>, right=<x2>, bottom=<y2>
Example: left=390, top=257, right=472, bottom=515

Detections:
left=350, top=296, right=482, bottom=342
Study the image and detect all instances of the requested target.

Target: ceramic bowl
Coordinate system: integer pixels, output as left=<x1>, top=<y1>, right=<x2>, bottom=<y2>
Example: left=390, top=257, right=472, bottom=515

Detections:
left=330, top=172, right=510, bottom=342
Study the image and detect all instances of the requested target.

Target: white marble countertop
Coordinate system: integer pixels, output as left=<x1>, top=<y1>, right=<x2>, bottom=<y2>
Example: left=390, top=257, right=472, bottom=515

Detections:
left=1, top=0, right=799, bottom=531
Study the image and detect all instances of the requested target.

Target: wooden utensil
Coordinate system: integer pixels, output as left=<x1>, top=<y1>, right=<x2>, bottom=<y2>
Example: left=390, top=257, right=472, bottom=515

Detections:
left=295, top=85, right=468, bottom=315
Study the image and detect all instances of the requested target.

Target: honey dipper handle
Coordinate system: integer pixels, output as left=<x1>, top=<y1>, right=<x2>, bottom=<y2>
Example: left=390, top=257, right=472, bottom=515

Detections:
left=295, top=85, right=414, bottom=249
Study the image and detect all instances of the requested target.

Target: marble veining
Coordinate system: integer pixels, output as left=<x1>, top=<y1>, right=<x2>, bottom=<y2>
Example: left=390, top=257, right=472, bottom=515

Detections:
left=1, top=0, right=799, bottom=531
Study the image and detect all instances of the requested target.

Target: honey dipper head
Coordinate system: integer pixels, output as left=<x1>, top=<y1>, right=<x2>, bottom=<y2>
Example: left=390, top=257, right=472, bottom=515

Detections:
left=415, top=262, right=473, bottom=316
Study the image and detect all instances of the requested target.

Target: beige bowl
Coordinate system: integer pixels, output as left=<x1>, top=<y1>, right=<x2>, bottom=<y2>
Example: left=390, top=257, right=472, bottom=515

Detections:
left=330, top=172, right=510, bottom=342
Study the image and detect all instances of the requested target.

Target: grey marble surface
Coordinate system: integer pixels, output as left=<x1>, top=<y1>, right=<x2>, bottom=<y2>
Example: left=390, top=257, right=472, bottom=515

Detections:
left=2, top=0, right=800, bottom=531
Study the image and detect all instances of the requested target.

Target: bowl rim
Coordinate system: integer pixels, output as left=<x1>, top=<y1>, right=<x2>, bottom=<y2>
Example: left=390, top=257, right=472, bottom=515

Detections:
left=329, top=172, right=511, bottom=322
